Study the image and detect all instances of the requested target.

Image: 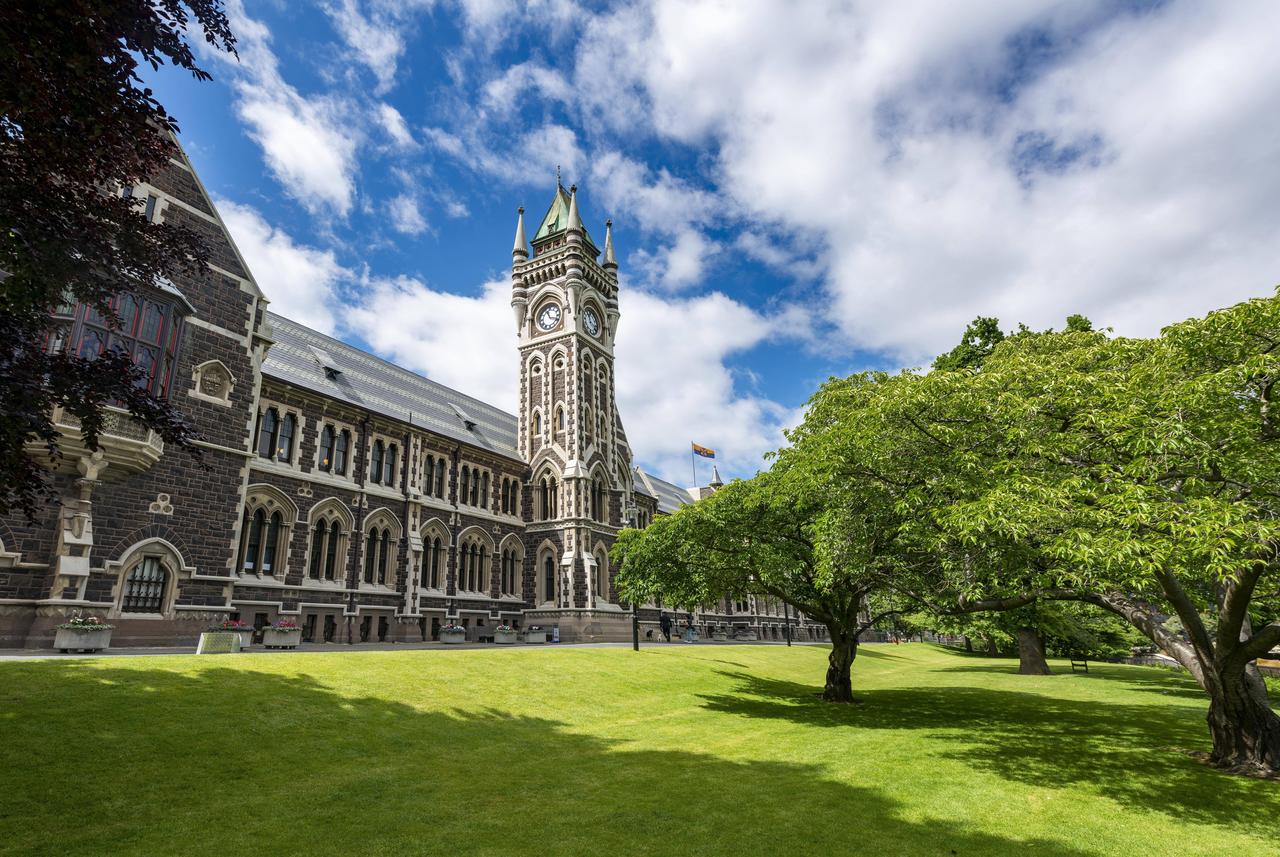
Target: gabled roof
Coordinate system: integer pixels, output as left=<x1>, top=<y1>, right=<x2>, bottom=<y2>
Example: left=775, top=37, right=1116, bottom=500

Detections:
left=633, top=466, right=697, bottom=514
left=532, top=184, right=596, bottom=246
left=263, top=313, right=521, bottom=460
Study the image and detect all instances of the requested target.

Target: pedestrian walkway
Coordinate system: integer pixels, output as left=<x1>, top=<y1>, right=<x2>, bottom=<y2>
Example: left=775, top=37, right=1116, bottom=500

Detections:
left=0, top=638, right=821, bottom=662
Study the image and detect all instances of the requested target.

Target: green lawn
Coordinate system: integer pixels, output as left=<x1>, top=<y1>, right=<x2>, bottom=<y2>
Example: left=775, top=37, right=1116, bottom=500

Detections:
left=0, top=643, right=1274, bottom=856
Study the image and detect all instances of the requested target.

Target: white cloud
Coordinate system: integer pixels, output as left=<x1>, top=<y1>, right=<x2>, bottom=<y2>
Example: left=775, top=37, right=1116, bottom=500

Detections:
left=388, top=193, right=428, bottom=234
left=375, top=103, right=416, bottom=149
left=217, top=199, right=348, bottom=334
left=221, top=1, right=361, bottom=217
left=324, top=0, right=407, bottom=94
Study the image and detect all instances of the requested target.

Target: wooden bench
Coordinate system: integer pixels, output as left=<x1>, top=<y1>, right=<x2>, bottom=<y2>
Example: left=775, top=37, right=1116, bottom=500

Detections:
left=1070, top=658, right=1089, bottom=673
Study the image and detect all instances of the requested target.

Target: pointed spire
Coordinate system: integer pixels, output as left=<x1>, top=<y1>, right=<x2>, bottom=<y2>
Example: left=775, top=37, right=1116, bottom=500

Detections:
left=512, top=206, right=528, bottom=259
left=709, top=465, right=723, bottom=488
left=603, top=219, right=616, bottom=267
left=567, top=184, right=583, bottom=235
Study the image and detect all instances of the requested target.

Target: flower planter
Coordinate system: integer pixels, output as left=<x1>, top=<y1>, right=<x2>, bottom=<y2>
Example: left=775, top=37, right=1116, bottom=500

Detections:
left=197, top=631, right=242, bottom=654
left=524, top=630, right=547, bottom=644
left=734, top=631, right=756, bottom=641
left=494, top=630, right=518, bottom=645
left=262, top=628, right=302, bottom=649
left=440, top=630, right=466, bottom=645
left=711, top=632, right=728, bottom=641
left=234, top=628, right=254, bottom=649
left=54, top=627, right=111, bottom=653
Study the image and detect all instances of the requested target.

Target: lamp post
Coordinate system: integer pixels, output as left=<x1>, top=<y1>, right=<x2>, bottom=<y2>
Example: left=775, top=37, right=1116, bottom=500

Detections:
left=632, top=601, right=640, bottom=652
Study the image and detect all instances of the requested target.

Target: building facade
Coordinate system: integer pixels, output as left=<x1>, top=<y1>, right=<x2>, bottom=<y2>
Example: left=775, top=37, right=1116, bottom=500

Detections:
left=0, top=143, right=828, bottom=648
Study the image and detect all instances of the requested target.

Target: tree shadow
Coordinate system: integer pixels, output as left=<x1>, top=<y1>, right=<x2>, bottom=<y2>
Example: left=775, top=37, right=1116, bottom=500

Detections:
left=697, top=670, right=1280, bottom=831
left=938, top=662, right=1208, bottom=701
left=0, top=660, right=1096, bottom=857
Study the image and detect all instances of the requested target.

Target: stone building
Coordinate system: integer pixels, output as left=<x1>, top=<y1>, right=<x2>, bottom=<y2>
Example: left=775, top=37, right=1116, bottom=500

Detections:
left=0, top=141, right=827, bottom=648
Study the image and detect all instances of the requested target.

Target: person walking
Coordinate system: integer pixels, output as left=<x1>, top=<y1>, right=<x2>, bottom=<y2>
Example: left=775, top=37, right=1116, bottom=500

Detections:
left=659, top=612, right=672, bottom=643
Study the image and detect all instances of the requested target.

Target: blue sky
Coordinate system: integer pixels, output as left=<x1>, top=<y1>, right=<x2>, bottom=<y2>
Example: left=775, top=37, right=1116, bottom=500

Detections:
left=144, top=0, right=1280, bottom=485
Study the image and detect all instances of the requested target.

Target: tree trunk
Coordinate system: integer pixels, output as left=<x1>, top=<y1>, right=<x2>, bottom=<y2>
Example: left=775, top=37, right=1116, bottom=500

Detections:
left=823, top=629, right=858, bottom=703
left=985, top=636, right=998, bottom=656
left=1206, top=667, right=1280, bottom=775
left=1016, top=627, right=1052, bottom=675
left=964, top=636, right=973, bottom=653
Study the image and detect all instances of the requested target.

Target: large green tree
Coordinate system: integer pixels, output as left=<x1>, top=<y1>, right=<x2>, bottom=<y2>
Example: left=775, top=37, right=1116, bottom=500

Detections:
left=815, top=297, right=1280, bottom=774
left=613, top=463, right=907, bottom=702
left=1, top=1, right=237, bottom=519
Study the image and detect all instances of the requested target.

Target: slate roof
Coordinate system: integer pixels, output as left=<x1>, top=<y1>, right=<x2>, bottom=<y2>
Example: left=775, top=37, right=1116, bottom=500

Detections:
left=263, top=313, right=522, bottom=460
left=532, top=183, right=597, bottom=247
left=633, top=467, right=697, bottom=514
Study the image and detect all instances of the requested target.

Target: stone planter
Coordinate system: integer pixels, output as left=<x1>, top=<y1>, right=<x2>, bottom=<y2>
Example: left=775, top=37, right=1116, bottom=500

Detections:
left=197, top=631, right=242, bottom=654
left=440, top=629, right=466, bottom=645
left=734, top=631, right=756, bottom=641
left=524, top=629, right=547, bottom=644
left=54, top=627, right=111, bottom=653
left=711, top=631, right=728, bottom=641
left=234, top=628, right=254, bottom=649
left=262, top=628, right=302, bottom=649
left=494, top=630, right=518, bottom=645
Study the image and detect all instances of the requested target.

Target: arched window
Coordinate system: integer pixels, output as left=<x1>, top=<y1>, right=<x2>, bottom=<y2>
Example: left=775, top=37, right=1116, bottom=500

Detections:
left=543, top=555, right=556, bottom=604
left=478, top=545, right=488, bottom=594
left=511, top=481, right=519, bottom=515
left=335, top=430, right=350, bottom=475
left=122, top=556, right=167, bottom=613
left=378, top=529, right=389, bottom=583
left=555, top=406, right=565, bottom=432
left=319, top=424, right=335, bottom=472
left=277, top=413, right=296, bottom=462
left=364, top=528, right=378, bottom=583
left=384, top=444, right=397, bottom=486
left=501, top=479, right=510, bottom=514
left=460, top=466, right=470, bottom=506
left=370, top=440, right=384, bottom=484
left=309, top=522, right=325, bottom=578
left=595, top=551, right=609, bottom=602
left=481, top=472, right=489, bottom=509
left=434, top=459, right=446, bottom=498
left=533, top=411, right=542, bottom=436
left=425, top=455, right=435, bottom=495
left=263, top=511, right=282, bottom=573
left=243, top=508, right=264, bottom=572
left=430, top=537, right=442, bottom=588
left=324, top=520, right=341, bottom=579
left=257, top=408, right=278, bottom=459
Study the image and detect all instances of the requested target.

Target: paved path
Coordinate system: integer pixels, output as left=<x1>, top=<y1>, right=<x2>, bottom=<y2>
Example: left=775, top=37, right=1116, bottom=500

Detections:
left=0, top=638, right=825, bottom=662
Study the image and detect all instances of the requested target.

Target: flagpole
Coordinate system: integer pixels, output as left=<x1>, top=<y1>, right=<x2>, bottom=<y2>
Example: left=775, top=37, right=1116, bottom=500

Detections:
left=691, top=444, right=696, bottom=488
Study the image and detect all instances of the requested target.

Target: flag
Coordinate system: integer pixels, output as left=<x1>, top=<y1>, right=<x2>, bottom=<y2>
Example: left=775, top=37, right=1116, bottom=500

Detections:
left=692, top=442, right=716, bottom=459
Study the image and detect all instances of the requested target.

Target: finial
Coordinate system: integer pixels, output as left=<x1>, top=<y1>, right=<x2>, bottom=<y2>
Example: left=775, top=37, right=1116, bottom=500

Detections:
left=603, top=219, right=617, bottom=267
left=556, top=165, right=561, bottom=187
left=566, top=183, right=582, bottom=233
left=709, top=465, right=723, bottom=488
left=512, top=206, right=528, bottom=258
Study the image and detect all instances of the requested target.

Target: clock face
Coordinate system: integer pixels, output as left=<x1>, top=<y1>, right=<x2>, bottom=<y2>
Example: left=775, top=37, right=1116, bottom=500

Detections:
left=583, top=308, right=600, bottom=337
left=536, top=303, right=561, bottom=331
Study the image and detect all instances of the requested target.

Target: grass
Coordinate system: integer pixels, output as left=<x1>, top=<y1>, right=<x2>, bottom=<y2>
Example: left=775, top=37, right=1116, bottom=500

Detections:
left=0, top=643, right=1275, bottom=857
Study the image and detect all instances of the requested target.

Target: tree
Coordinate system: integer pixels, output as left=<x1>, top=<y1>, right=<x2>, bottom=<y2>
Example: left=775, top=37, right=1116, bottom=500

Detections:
left=833, top=297, right=1280, bottom=774
left=0, top=1, right=237, bottom=519
left=613, top=463, right=906, bottom=702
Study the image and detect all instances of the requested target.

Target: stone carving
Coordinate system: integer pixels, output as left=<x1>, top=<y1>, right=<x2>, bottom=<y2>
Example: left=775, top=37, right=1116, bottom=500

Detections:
left=190, top=360, right=234, bottom=405
left=148, top=493, right=174, bottom=515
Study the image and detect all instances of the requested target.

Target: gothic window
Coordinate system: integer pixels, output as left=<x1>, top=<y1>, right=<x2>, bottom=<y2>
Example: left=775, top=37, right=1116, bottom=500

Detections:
left=121, top=556, right=167, bottom=613
left=470, top=471, right=480, bottom=507
left=555, top=406, right=566, bottom=433
left=242, top=508, right=264, bottom=572
left=324, top=520, right=341, bottom=579
left=543, top=555, right=556, bottom=604
left=425, top=455, right=435, bottom=495
left=481, top=472, right=489, bottom=509
left=379, top=529, right=391, bottom=585
left=335, top=430, right=350, bottom=475
left=533, top=410, right=543, bottom=437
left=460, top=466, right=470, bottom=506
left=263, top=512, right=282, bottom=573
left=277, top=414, right=296, bottom=462
left=434, top=459, right=446, bottom=498
left=364, top=529, right=378, bottom=584
left=55, top=292, right=186, bottom=397
left=307, top=502, right=351, bottom=581
left=257, top=408, right=278, bottom=459
left=309, top=523, right=325, bottom=578
left=478, top=545, right=488, bottom=593
left=501, top=478, right=510, bottom=515
left=421, top=535, right=444, bottom=589
left=370, top=440, right=384, bottom=484
left=319, top=424, right=335, bottom=472
left=595, top=550, right=609, bottom=602
left=384, top=443, right=397, bottom=487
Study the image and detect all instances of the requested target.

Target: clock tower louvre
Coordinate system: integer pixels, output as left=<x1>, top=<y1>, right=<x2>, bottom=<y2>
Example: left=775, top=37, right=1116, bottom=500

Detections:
left=511, top=180, right=634, bottom=636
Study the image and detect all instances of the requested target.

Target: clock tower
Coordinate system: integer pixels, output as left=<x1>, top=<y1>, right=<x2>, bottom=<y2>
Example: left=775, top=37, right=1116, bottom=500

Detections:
left=511, top=180, right=636, bottom=640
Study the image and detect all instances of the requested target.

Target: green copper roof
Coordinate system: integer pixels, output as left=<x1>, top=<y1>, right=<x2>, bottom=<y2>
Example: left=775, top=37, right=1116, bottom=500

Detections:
left=532, top=185, right=595, bottom=245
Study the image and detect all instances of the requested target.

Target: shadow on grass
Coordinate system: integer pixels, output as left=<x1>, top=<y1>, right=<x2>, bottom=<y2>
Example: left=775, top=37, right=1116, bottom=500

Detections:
left=938, top=661, right=1207, bottom=700
left=0, top=661, right=1092, bottom=857
left=698, top=669, right=1279, bottom=830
